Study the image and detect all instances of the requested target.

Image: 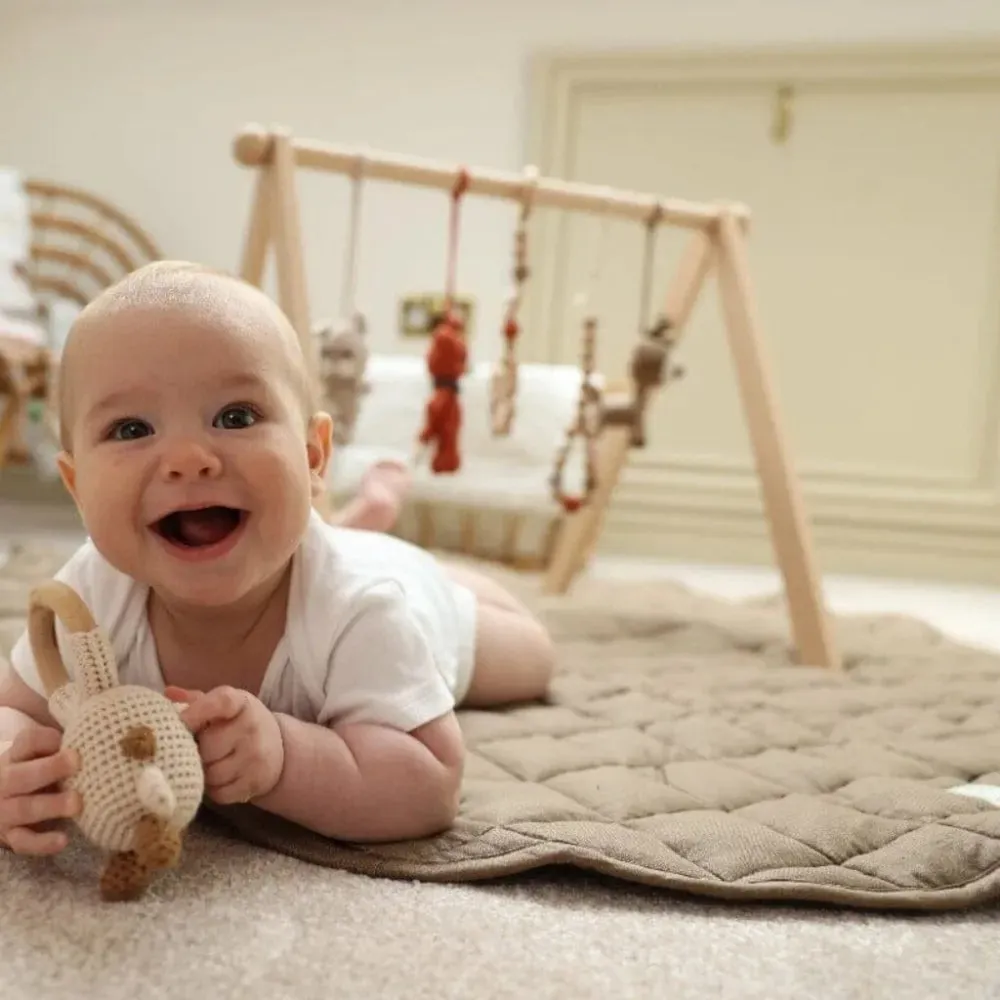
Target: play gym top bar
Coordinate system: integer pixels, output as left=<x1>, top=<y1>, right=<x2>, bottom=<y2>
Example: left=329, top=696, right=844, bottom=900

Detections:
left=232, top=124, right=750, bottom=232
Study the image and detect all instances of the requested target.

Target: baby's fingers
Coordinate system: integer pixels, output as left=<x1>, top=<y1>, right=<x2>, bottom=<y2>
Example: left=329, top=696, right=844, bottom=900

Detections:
left=6, top=726, right=63, bottom=764
left=4, top=825, right=70, bottom=856
left=0, top=749, right=79, bottom=798
left=2, top=789, right=82, bottom=831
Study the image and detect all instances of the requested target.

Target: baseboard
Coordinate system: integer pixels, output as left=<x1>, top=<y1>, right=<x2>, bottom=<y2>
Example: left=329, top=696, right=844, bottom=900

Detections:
left=600, top=502, right=1000, bottom=589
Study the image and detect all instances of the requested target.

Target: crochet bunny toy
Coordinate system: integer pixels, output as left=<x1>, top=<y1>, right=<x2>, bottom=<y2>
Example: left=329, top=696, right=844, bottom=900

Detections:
left=27, top=580, right=205, bottom=902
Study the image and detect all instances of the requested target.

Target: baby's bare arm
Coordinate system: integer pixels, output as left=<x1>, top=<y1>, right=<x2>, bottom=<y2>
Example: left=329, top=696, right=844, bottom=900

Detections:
left=0, top=661, right=58, bottom=746
left=254, top=711, right=464, bottom=842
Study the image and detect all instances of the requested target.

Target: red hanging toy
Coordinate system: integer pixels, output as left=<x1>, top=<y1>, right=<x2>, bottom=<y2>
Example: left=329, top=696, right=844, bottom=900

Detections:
left=418, top=169, right=470, bottom=474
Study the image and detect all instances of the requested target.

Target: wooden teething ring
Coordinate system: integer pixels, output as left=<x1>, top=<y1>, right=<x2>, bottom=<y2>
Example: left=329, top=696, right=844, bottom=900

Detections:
left=28, top=580, right=98, bottom=697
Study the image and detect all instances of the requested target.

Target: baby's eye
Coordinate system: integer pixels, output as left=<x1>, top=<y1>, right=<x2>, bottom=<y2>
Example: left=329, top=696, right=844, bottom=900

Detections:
left=214, top=404, right=260, bottom=430
left=108, top=418, right=153, bottom=442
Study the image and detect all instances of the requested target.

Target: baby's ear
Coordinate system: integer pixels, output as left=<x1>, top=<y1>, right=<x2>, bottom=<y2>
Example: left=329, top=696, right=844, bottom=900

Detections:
left=56, top=451, right=79, bottom=505
left=307, top=412, right=333, bottom=495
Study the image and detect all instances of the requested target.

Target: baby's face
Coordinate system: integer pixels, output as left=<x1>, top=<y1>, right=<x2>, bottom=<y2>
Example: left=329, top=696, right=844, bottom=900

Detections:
left=58, top=294, right=331, bottom=610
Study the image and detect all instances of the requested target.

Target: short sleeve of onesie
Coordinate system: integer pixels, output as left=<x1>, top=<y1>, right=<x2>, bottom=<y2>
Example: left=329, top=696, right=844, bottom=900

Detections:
left=316, top=580, right=456, bottom=733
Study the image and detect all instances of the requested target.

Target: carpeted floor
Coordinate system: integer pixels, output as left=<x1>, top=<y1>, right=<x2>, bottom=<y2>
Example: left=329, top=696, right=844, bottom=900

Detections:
left=1, top=540, right=998, bottom=999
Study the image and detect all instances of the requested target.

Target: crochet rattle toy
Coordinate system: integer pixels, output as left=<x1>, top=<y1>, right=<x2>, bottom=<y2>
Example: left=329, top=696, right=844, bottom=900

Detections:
left=27, top=580, right=204, bottom=902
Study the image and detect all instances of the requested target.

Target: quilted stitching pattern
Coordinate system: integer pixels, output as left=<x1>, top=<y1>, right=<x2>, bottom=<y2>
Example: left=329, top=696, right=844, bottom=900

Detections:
left=5, top=542, right=1000, bottom=909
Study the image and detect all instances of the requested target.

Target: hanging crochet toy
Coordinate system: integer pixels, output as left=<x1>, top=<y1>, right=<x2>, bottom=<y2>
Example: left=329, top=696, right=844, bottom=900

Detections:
left=628, top=315, right=685, bottom=448
left=625, top=202, right=684, bottom=447
left=317, top=312, right=370, bottom=446
left=418, top=168, right=470, bottom=474
left=27, top=580, right=204, bottom=902
left=315, top=152, right=371, bottom=446
left=419, top=310, right=467, bottom=473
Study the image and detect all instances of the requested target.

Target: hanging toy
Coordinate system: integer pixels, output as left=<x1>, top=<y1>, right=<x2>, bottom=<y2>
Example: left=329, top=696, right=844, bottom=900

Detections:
left=628, top=202, right=684, bottom=448
left=418, top=169, right=470, bottom=474
left=318, top=312, right=370, bottom=448
left=549, top=316, right=602, bottom=512
left=317, top=153, right=370, bottom=446
left=490, top=165, right=537, bottom=437
left=548, top=215, right=610, bottom=512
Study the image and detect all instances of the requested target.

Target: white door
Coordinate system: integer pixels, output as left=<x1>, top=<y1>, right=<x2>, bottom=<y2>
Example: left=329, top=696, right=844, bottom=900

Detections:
left=527, top=44, right=1000, bottom=585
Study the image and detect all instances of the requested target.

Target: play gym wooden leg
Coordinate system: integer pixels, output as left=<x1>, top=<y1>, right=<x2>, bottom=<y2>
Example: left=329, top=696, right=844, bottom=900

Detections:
left=574, top=420, right=636, bottom=574
left=239, top=167, right=273, bottom=286
left=663, top=230, right=715, bottom=331
left=573, top=422, right=634, bottom=577
left=543, top=422, right=633, bottom=595
left=269, top=130, right=316, bottom=378
left=714, top=212, right=839, bottom=670
left=269, top=131, right=336, bottom=521
left=569, top=233, right=716, bottom=577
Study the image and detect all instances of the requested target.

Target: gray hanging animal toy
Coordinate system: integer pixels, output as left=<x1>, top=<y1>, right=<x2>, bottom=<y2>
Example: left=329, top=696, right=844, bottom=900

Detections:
left=315, top=312, right=370, bottom=446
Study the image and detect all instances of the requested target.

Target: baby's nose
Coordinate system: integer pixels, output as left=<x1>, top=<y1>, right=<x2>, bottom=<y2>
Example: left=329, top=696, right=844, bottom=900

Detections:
left=161, top=440, right=222, bottom=480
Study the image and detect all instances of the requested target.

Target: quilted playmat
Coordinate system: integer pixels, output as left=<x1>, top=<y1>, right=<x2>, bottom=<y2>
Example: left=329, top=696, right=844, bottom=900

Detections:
left=5, top=542, right=1000, bottom=910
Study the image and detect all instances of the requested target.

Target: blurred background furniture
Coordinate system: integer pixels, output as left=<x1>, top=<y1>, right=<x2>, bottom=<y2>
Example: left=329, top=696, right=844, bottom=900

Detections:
left=0, top=177, right=161, bottom=474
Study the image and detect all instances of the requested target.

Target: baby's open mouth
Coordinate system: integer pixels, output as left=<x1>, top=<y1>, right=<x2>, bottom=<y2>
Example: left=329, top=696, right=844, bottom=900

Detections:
left=153, top=506, right=247, bottom=548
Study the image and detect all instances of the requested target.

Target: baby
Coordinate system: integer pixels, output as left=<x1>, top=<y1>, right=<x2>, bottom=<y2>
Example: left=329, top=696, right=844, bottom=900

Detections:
left=0, top=261, right=555, bottom=856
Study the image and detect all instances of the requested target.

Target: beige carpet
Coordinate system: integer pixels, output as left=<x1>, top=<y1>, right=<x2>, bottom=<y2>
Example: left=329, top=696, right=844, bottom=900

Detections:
left=2, top=541, right=999, bottom=999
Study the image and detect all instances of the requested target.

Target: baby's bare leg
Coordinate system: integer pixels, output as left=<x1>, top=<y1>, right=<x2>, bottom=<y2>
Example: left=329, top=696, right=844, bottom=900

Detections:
left=444, top=564, right=555, bottom=708
left=333, top=460, right=411, bottom=533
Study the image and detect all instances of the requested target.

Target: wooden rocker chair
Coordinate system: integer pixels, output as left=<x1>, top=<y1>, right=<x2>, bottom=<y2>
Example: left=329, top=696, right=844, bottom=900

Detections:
left=0, top=180, right=161, bottom=472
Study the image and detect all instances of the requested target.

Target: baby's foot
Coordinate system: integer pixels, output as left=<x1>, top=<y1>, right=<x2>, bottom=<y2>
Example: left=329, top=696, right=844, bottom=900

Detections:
left=349, top=460, right=412, bottom=533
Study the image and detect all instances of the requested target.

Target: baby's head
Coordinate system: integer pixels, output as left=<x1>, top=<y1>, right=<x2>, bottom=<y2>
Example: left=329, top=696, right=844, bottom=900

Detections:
left=56, top=261, right=333, bottom=609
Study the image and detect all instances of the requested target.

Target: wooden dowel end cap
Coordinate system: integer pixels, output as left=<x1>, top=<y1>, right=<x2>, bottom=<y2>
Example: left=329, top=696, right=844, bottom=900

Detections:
left=233, top=125, right=274, bottom=166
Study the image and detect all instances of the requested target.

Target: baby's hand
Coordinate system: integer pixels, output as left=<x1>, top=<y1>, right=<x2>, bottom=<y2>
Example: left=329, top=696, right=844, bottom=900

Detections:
left=166, top=686, right=284, bottom=806
left=0, top=727, right=81, bottom=855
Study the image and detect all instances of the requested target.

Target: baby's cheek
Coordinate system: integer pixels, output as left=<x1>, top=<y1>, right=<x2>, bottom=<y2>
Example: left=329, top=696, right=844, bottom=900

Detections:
left=254, top=434, right=314, bottom=480
left=73, top=457, right=143, bottom=548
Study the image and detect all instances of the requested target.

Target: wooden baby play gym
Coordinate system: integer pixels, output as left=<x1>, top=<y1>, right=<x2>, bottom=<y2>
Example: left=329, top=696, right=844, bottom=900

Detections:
left=230, top=123, right=838, bottom=671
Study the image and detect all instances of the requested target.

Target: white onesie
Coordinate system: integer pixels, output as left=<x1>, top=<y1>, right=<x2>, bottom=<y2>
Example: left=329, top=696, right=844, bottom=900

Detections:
left=9, top=510, right=478, bottom=733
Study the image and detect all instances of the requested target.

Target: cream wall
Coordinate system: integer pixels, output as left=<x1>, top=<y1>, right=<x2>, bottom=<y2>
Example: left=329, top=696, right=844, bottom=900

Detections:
left=1, top=0, right=998, bottom=363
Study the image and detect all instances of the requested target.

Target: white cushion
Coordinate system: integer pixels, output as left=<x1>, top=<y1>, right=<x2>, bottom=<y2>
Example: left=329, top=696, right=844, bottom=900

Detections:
left=328, top=353, right=601, bottom=512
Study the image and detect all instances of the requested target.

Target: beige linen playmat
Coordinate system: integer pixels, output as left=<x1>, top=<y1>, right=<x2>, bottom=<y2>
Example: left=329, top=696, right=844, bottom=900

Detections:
left=4, top=542, right=1000, bottom=912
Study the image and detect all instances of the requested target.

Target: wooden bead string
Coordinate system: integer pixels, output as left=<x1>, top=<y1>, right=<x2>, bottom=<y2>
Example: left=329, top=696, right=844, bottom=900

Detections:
left=548, top=215, right=610, bottom=511
left=490, top=165, right=537, bottom=437
left=549, top=316, right=601, bottom=513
